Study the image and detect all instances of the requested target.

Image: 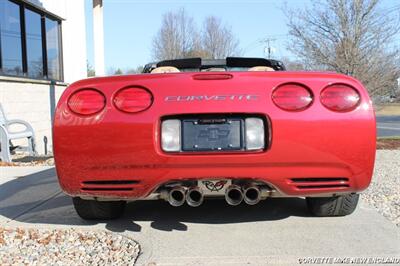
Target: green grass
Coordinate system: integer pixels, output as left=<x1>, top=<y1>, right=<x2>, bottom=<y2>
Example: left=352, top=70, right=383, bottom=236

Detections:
left=377, top=136, right=400, bottom=140
left=375, top=104, right=400, bottom=116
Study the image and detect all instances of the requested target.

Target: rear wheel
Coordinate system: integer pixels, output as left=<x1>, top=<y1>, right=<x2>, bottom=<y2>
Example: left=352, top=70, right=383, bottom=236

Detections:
left=306, top=194, right=359, bottom=217
left=72, top=197, right=126, bottom=220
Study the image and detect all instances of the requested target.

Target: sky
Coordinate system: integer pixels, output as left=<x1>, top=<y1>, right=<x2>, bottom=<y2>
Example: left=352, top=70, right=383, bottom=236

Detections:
left=84, top=0, right=400, bottom=72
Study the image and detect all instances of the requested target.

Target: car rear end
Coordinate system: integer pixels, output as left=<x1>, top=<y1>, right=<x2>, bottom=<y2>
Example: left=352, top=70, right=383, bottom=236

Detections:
left=53, top=71, right=376, bottom=219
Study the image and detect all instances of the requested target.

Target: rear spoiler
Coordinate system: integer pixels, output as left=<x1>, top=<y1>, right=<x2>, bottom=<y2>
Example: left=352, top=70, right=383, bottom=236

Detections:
left=143, top=57, right=286, bottom=73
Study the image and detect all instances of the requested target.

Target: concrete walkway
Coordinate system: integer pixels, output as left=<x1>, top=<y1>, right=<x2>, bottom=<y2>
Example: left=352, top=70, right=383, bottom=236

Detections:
left=0, top=167, right=399, bottom=265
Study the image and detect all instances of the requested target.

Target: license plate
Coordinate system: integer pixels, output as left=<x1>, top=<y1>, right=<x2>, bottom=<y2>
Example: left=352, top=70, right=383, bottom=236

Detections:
left=199, top=179, right=231, bottom=195
left=182, top=118, right=243, bottom=151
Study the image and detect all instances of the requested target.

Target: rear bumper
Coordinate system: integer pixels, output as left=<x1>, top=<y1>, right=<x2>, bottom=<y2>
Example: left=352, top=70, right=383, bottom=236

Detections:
left=59, top=162, right=371, bottom=200
left=54, top=113, right=376, bottom=200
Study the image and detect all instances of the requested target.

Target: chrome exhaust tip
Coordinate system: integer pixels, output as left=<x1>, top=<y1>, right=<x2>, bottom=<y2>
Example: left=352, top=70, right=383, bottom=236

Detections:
left=168, top=186, right=186, bottom=207
left=243, top=185, right=261, bottom=205
left=186, top=187, right=204, bottom=207
left=225, top=185, right=243, bottom=206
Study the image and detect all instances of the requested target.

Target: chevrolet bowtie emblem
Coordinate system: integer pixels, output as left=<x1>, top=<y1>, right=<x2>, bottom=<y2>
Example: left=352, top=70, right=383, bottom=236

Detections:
left=198, top=128, right=230, bottom=141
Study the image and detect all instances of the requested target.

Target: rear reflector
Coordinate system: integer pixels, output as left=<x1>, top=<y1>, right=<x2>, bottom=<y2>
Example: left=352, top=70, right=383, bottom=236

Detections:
left=272, top=83, right=313, bottom=111
left=320, top=84, right=360, bottom=112
left=289, top=177, right=350, bottom=190
left=68, top=89, right=105, bottom=115
left=113, top=87, right=153, bottom=113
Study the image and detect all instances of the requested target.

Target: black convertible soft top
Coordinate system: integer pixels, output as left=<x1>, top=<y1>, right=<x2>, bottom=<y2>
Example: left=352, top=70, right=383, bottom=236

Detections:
left=143, top=57, right=286, bottom=73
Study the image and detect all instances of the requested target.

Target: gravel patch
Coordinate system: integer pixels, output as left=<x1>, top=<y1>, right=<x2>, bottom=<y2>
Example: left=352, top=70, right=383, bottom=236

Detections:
left=0, top=154, right=54, bottom=167
left=376, top=139, right=400, bottom=150
left=0, top=227, right=140, bottom=265
left=361, top=150, right=400, bottom=227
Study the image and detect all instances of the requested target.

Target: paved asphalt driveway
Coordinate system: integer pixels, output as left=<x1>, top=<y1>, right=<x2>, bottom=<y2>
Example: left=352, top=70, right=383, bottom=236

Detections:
left=377, top=116, right=400, bottom=137
left=0, top=167, right=399, bottom=265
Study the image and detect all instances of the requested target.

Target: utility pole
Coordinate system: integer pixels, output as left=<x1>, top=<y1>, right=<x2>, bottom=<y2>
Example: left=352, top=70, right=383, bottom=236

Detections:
left=262, top=38, right=276, bottom=59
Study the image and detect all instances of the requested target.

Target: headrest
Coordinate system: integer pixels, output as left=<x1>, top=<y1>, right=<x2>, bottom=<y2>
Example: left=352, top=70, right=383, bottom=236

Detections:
left=248, top=66, right=275, bottom=72
left=151, top=66, right=180, bottom=73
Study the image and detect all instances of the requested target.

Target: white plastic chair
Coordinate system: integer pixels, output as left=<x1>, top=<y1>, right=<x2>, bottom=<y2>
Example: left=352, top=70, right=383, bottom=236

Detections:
left=0, top=103, right=36, bottom=162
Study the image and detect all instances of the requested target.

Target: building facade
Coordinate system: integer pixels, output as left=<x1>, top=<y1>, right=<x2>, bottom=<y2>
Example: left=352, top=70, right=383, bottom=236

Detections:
left=0, top=0, right=88, bottom=155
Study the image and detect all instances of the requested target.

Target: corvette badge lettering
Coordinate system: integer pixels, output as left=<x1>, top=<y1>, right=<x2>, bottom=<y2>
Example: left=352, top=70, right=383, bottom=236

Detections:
left=165, top=95, right=259, bottom=102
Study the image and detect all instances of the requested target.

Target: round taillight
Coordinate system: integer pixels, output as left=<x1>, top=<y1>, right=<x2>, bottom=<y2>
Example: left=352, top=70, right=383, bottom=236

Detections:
left=113, top=87, right=153, bottom=113
left=68, top=89, right=105, bottom=115
left=272, top=83, right=313, bottom=111
left=320, top=84, right=360, bottom=112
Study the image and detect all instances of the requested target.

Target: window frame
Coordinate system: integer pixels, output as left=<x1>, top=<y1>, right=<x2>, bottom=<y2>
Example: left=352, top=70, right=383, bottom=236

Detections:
left=45, top=16, right=64, bottom=81
left=0, top=0, right=64, bottom=81
left=0, top=0, right=24, bottom=76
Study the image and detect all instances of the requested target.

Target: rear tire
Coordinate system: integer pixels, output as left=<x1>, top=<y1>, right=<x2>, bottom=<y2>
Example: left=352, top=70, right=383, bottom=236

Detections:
left=72, top=197, right=126, bottom=220
left=306, top=194, right=359, bottom=217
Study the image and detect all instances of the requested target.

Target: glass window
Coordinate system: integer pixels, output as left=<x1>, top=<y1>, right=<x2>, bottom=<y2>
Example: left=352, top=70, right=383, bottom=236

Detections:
left=46, top=17, right=61, bottom=80
left=0, top=1, right=63, bottom=80
left=0, top=0, right=23, bottom=75
left=25, top=9, right=43, bottom=78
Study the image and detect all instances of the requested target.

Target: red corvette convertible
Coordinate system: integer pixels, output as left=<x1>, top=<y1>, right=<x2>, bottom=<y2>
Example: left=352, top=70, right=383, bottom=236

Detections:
left=53, top=57, right=376, bottom=220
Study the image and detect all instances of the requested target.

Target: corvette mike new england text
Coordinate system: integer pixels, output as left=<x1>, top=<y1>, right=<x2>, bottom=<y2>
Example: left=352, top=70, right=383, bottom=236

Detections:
left=298, top=257, right=400, bottom=264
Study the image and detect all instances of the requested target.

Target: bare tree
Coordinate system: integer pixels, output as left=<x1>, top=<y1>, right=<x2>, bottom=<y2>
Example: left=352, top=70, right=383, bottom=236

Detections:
left=87, top=61, right=95, bottom=77
left=114, top=68, right=123, bottom=75
left=125, top=66, right=144, bottom=74
left=152, top=8, right=200, bottom=60
left=201, top=16, right=241, bottom=59
left=285, top=0, right=400, bottom=97
left=281, top=57, right=307, bottom=71
left=152, top=10, right=241, bottom=60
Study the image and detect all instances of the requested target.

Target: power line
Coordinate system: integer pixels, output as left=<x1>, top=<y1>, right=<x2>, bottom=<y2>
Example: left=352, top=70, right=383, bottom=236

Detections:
left=382, top=4, right=400, bottom=13
left=243, top=34, right=291, bottom=54
left=242, top=38, right=264, bottom=53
